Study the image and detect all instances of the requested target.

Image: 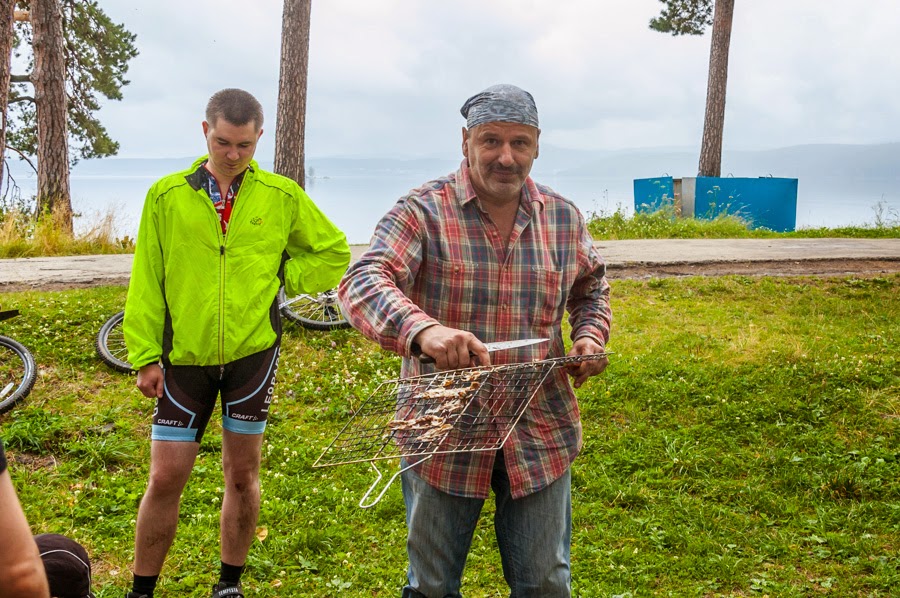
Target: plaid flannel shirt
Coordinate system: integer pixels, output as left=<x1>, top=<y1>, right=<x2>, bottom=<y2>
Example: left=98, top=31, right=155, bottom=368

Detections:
left=338, top=160, right=611, bottom=499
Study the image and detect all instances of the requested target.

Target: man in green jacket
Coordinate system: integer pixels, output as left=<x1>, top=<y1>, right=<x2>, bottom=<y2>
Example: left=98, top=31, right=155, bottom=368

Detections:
left=123, top=88, right=350, bottom=598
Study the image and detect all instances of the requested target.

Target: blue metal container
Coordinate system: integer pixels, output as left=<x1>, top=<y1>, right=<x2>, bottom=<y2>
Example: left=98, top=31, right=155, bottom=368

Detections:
left=633, top=177, right=674, bottom=212
left=634, top=176, right=798, bottom=232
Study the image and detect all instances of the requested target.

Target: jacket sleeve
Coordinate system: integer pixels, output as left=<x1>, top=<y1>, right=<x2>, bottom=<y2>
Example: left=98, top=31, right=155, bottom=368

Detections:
left=123, top=186, right=167, bottom=368
left=282, top=184, right=351, bottom=297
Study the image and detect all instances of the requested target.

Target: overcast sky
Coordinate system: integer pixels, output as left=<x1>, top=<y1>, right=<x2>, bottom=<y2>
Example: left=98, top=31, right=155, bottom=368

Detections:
left=98, top=0, right=900, bottom=161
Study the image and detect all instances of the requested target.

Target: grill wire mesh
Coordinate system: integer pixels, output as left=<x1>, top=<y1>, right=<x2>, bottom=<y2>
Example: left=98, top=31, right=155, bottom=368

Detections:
left=313, top=354, right=604, bottom=468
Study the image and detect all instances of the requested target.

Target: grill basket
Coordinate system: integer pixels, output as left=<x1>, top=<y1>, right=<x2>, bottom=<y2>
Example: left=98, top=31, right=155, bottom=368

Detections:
left=313, top=354, right=605, bottom=507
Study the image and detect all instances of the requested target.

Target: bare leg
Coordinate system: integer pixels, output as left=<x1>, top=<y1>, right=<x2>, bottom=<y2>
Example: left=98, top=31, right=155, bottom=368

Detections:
left=220, top=430, right=264, bottom=565
left=133, top=440, right=199, bottom=576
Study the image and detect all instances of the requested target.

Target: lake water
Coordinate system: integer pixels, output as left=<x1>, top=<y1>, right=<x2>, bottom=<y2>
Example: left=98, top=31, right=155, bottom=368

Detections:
left=7, top=169, right=899, bottom=244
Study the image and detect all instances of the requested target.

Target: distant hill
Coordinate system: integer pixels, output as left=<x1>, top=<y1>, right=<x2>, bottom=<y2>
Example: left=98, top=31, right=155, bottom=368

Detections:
left=19, top=156, right=461, bottom=180
left=550, top=143, right=900, bottom=180
left=724, top=143, right=900, bottom=179
left=7, top=142, right=898, bottom=182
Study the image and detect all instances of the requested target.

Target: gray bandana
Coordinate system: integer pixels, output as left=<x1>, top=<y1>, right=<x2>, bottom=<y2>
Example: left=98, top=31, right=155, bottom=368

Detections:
left=460, top=84, right=539, bottom=129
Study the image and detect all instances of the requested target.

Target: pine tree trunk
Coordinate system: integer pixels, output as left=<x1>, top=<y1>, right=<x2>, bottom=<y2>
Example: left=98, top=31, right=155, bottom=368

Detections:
left=274, top=0, right=312, bottom=188
left=0, top=0, right=15, bottom=187
left=31, top=0, right=72, bottom=230
left=698, top=0, right=734, bottom=178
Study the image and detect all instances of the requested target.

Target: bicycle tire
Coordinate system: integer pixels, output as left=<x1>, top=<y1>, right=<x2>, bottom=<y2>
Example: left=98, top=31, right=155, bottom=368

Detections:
left=278, top=287, right=351, bottom=331
left=0, top=335, right=37, bottom=415
left=96, top=311, right=134, bottom=373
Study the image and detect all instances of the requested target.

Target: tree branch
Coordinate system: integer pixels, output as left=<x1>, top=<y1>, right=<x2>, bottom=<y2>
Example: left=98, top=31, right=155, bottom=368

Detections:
left=9, top=74, right=32, bottom=83
left=4, top=146, right=38, bottom=174
left=8, top=96, right=35, bottom=105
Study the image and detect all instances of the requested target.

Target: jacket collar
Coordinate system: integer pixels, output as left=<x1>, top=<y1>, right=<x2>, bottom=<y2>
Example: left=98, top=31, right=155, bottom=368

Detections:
left=185, top=156, right=258, bottom=191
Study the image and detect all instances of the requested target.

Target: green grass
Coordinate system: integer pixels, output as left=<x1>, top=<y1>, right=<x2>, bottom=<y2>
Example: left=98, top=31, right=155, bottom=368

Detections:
left=0, top=276, right=897, bottom=596
left=587, top=203, right=900, bottom=239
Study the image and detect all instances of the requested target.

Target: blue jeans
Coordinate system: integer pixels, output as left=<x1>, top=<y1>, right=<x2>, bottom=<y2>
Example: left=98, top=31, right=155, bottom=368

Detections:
left=400, top=452, right=572, bottom=597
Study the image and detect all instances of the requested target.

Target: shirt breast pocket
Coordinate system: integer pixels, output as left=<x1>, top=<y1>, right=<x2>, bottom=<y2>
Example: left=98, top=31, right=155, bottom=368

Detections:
left=428, top=259, right=483, bottom=328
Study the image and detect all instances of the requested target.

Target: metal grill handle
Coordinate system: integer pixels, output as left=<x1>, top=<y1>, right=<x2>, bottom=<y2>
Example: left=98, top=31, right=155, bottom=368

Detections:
left=358, top=457, right=431, bottom=509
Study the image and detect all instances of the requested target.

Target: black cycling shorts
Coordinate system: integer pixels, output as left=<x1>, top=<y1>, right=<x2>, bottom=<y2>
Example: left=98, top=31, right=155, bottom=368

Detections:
left=151, top=343, right=280, bottom=443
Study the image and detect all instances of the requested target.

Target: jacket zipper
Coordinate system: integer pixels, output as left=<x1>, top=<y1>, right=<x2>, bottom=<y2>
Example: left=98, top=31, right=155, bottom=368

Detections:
left=201, top=185, right=228, bottom=368
left=216, top=176, right=247, bottom=368
left=198, top=170, right=250, bottom=368
left=218, top=242, right=226, bottom=368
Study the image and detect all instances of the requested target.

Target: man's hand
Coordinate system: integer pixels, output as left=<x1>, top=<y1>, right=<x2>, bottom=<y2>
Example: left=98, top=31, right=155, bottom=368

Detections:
left=565, top=337, right=608, bottom=389
left=412, top=325, right=490, bottom=370
left=136, top=363, right=164, bottom=399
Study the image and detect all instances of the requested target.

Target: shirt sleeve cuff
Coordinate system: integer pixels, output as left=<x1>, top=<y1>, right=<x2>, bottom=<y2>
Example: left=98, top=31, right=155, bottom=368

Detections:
left=399, top=317, right=441, bottom=357
left=572, top=328, right=607, bottom=349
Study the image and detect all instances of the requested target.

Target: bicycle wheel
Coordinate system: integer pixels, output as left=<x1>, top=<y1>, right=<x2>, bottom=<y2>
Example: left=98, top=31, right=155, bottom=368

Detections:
left=0, top=335, right=37, bottom=415
left=96, top=311, right=134, bottom=373
left=278, top=287, right=351, bottom=331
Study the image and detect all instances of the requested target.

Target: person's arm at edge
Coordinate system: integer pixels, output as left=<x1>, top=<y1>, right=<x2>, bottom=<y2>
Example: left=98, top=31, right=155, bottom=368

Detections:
left=0, top=470, right=50, bottom=598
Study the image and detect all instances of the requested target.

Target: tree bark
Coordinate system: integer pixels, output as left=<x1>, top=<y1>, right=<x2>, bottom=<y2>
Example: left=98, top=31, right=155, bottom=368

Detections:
left=31, top=0, right=72, bottom=230
left=274, top=0, right=312, bottom=188
left=1, top=0, right=15, bottom=187
left=698, top=0, right=734, bottom=178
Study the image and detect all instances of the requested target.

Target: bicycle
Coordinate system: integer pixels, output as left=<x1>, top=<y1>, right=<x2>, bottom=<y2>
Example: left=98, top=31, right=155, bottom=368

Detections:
left=95, top=287, right=350, bottom=372
left=0, top=309, right=38, bottom=415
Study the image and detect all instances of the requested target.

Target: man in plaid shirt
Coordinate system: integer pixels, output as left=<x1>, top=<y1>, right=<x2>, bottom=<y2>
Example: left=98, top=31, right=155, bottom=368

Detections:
left=338, top=84, right=612, bottom=597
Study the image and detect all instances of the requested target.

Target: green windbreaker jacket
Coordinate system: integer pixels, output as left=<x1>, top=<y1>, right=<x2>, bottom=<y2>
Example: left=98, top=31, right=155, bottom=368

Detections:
left=123, top=157, right=351, bottom=368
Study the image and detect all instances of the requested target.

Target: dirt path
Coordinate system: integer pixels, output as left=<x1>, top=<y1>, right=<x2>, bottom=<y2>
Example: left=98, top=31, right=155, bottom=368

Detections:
left=0, top=239, right=898, bottom=293
left=608, top=258, right=900, bottom=280
left=1, top=259, right=897, bottom=294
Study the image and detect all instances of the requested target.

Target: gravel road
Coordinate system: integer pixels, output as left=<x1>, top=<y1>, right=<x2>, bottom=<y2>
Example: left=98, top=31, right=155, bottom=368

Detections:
left=0, top=238, right=898, bottom=293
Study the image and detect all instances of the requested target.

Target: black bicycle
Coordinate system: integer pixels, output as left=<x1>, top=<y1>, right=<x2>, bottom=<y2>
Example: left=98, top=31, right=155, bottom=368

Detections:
left=0, top=309, right=38, bottom=414
left=277, top=287, right=349, bottom=331
left=95, top=287, right=350, bottom=372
